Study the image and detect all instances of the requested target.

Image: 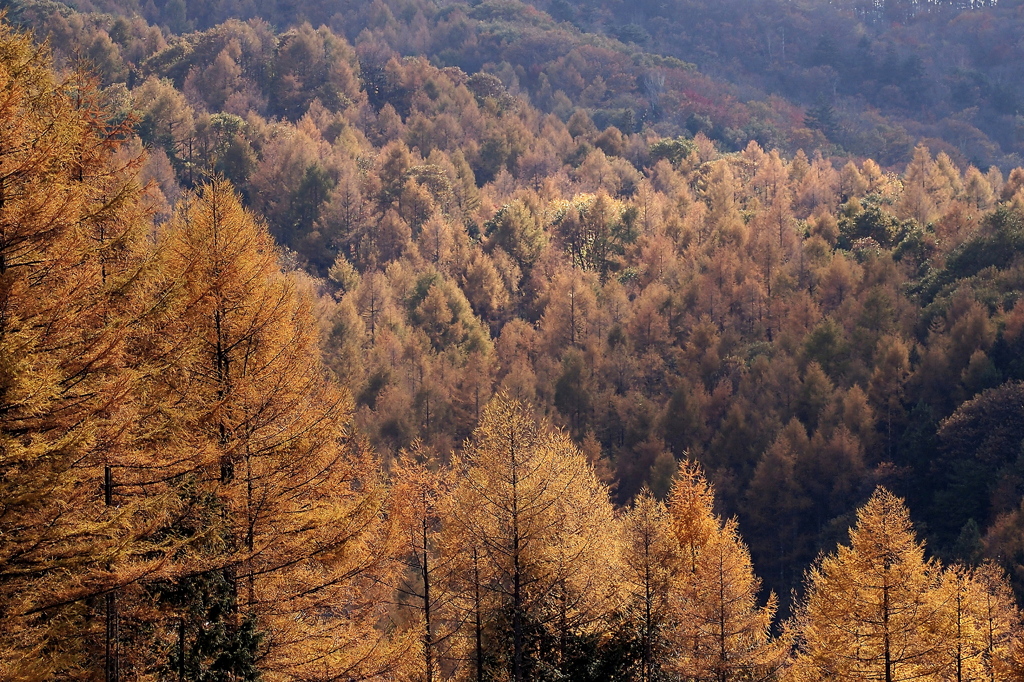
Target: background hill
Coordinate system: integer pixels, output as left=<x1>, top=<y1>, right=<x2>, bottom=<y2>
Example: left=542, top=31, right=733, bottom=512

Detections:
left=7, top=0, right=1023, bottom=168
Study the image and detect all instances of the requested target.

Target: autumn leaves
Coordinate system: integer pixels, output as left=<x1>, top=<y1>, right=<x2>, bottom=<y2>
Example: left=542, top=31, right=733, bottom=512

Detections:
left=627, top=465, right=779, bottom=681
left=0, top=24, right=155, bottom=678
left=152, top=182, right=402, bottom=679
left=391, top=397, right=773, bottom=681
left=0, top=23, right=397, bottom=675
left=451, top=398, right=619, bottom=679
left=788, top=490, right=1022, bottom=682
left=398, top=396, right=1024, bottom=682
left=5, top=15, right=1024, bottom=682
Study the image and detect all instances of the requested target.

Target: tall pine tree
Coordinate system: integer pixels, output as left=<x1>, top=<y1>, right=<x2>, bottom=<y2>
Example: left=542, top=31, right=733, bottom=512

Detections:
left=447, top=394, right=621, bottom=681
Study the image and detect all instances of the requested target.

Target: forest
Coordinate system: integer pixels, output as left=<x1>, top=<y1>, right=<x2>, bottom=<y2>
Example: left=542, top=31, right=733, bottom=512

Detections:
left=4, top=0, right=1024, bottom=678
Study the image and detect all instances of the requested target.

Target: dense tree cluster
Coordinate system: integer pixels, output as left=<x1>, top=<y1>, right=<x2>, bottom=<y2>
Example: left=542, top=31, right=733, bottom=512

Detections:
left=2, top=13, right=1021, bottom=608
left=0, top=28, right=407, bottom=678
left=533, top=0, right=1024, bottom=163
left=88, top=14, right=1024, bottom=613
left=4, top=0, right=1024, bottom=675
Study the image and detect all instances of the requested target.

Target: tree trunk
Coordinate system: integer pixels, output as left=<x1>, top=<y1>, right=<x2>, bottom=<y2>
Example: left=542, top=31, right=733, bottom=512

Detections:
left=423, top=513, right=433, bottom=682
left=104, top=466, right=119, bottom=682
left=474, top=548, right=484, bottom=682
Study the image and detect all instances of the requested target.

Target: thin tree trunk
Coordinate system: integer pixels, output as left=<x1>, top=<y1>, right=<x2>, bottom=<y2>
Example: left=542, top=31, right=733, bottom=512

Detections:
left=510, top=430, right=523, bottom=682
left=883, top=576, right=893, bottom=682
left=474, top=548, right=484, bottom=682
left=643, top=530, right=653, bottom=682
left=104, top=466, right=119, bottom=682
left=423, top=512, right=433, bottom=682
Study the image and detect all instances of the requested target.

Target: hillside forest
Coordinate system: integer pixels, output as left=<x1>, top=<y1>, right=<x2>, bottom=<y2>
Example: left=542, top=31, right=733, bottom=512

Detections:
left=5, top=0, right=1024, bottom=679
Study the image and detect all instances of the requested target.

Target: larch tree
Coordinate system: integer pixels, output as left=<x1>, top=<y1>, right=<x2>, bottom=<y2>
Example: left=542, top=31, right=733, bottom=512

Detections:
left=621, top=489, right=680, bottom=682
left=896, top=145, right=950, bottom=226
left=0, top=24, right=167, bottom=680
left=971, top=563, right=1024, bottom=682
left=665, top=462, right=779, bottom=682
left=391, top=450, right=466, bottom=682
left=787, top=488, right=946, bottom=682
left=666, top=462, right=720, bottom=577
left=935, top=562, right=1023, bottom=682
left=447, top=393, right=621, bottom=682
left=538, top=266, right=598, bottom=353
left=148, top=179, right=414, bottom=679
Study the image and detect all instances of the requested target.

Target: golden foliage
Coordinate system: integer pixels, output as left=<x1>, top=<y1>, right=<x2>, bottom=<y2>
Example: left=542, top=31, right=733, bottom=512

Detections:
left=447, top=393, right=620, bottom=681
left=151, top=179, right=413, bottom=679
left=788, top=488, right=946, bottom=681
left=666, top=462, right=780, bottom=681
left=0, top=23, right=158, bottom=679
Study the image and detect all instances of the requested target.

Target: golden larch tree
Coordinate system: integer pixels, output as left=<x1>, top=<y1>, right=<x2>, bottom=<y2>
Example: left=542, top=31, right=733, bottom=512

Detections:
left=665, top=462, right=779, bottom=682
left=621, top=488, right=680, bottom=682
left=391, top=450, right=466, bottom=682
left=447, top=393, right=620, bottom=682
left=148, top=179, right=414, bottom=679
left=787, top=487, right=946, bottom=682
left=0, top=23, right=165, bottom=680
left=935, top=561, right=1023, bottom=682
